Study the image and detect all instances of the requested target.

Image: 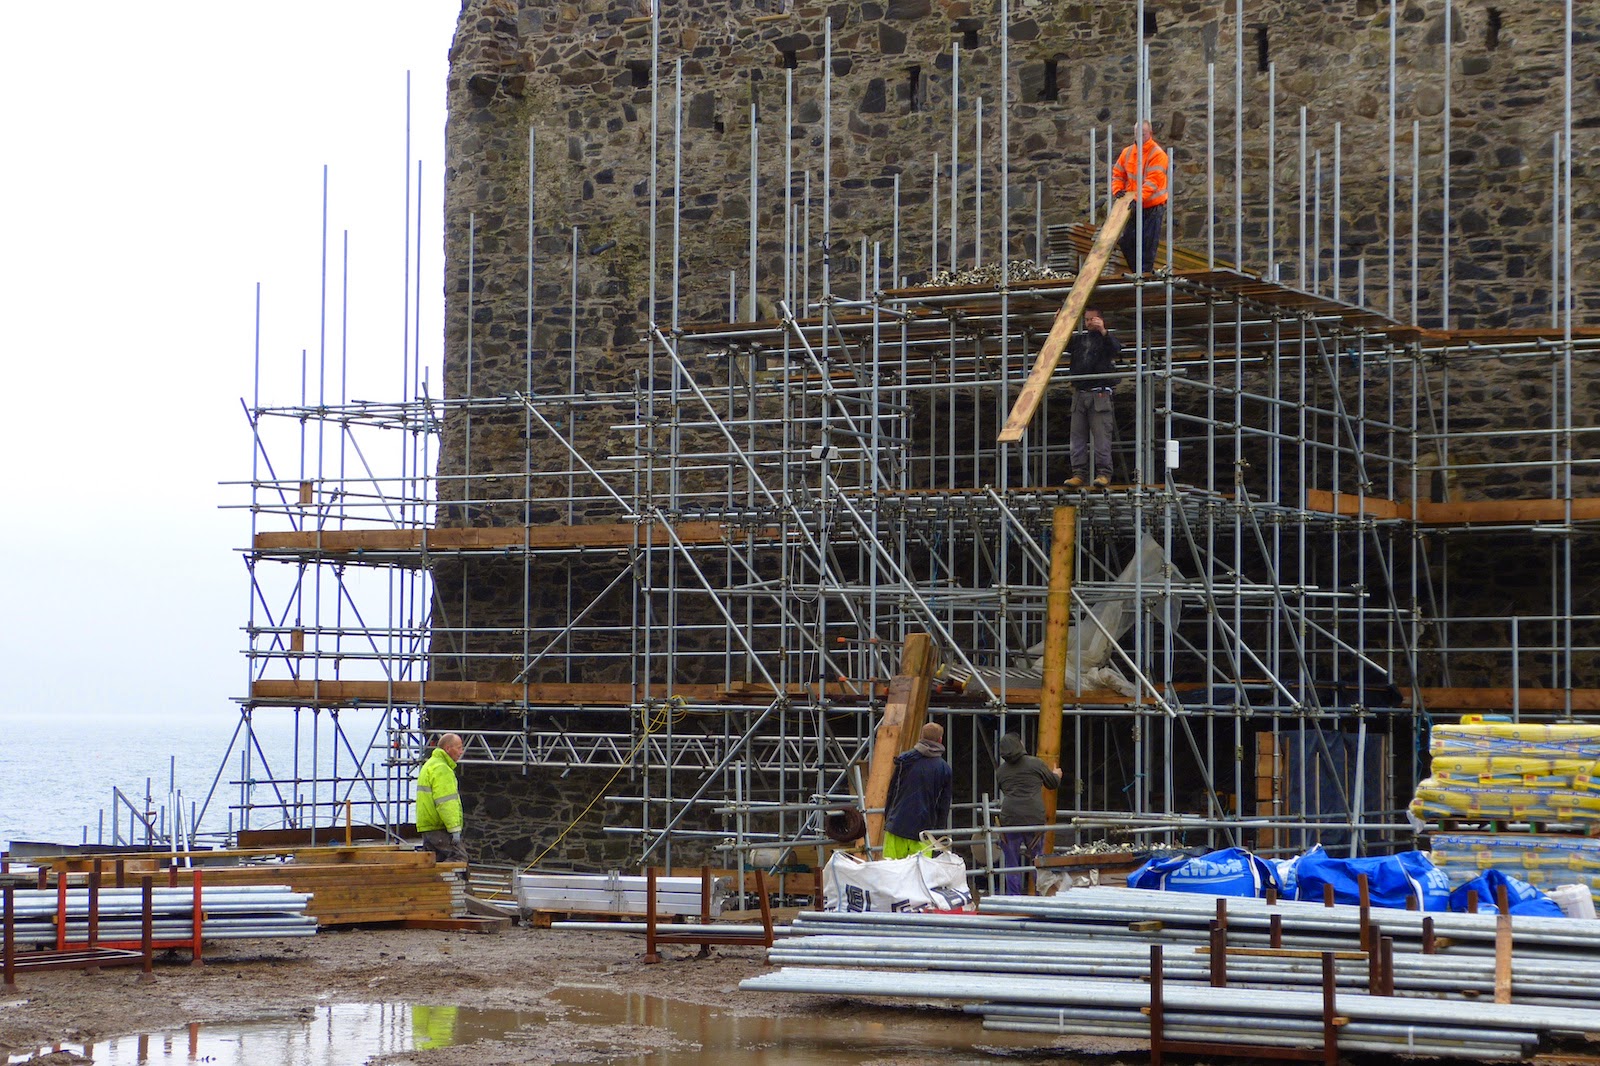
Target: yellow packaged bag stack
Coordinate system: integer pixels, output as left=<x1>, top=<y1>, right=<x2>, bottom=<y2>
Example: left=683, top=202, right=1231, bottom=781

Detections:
left=1429, top=832, right=1600, bottom=904
left=1409, top=721, right=1600, bottom=827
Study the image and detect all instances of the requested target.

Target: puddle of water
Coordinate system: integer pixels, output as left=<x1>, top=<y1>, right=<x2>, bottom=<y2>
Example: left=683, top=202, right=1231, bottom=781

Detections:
left=8, top=986, right=1056, bottom=1065
left=4, top=1003, right=548, bottom=1066
left=552, top=984, right=1057, bottom=1064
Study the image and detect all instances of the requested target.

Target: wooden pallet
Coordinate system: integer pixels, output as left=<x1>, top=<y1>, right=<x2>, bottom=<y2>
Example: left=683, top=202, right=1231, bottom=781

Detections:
left=1435, top=819, right=1600, bottom=837
left=528, top=908, right=679, bottom=930
left=401, top=915, right=511, bottom=934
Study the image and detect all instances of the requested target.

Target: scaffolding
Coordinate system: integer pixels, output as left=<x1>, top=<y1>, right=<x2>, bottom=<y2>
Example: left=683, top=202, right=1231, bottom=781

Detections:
left=216, top=0, right=1595, bottom=873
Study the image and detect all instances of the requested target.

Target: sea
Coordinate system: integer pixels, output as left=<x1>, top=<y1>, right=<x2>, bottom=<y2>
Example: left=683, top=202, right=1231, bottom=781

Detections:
left=1, top=707, right=392, bottom=852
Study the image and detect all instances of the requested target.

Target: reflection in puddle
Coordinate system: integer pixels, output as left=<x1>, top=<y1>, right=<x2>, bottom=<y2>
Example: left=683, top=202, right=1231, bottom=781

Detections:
left=9, top=987, right=1052, bottom=1065
left=4, top=1002, right=548, bottom=1065
left=551, top=984, right=1050, bottom=1064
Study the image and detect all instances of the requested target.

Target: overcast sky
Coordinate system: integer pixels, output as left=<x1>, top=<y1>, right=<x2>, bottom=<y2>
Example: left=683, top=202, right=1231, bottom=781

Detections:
left=0, top=3, right=458, bottom=727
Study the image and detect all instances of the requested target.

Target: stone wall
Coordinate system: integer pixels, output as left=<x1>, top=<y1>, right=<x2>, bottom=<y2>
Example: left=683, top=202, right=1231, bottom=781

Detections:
left=443, top=0, right=1596, bottom=413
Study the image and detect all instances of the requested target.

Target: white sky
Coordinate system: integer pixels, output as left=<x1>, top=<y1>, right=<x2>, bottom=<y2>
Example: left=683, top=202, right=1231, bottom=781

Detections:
left=0, top=3, right=458, bottom=726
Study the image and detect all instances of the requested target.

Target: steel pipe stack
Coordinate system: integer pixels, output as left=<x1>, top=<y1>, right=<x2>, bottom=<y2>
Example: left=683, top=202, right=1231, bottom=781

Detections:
left=740, top=889, right=1600, bottom=1060
left=979, top=886, right=1600, bottom=960
left=5, top=885, right=316, bottom=945
left=771, top=922, right=1600, bottom=1009
left=741, top=965, right=1600, bottom=1060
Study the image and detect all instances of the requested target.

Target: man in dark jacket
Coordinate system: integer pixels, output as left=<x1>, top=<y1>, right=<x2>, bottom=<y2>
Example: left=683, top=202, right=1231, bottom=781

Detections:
left=995, top=733, right=1062, bottom=894
left=883, top=722, right=953, bottom=859
left=1063, top=308, right=1121, bottom=489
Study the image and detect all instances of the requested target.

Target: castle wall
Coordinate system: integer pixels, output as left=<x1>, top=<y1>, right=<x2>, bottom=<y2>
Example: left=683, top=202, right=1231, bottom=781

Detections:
left=443, top=0, right=1596, bottom=421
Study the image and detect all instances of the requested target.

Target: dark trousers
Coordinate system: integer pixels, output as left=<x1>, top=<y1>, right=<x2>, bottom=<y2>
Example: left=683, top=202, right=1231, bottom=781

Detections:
left=1070, top=387, right=1115, bottom=480
left=1118, top=202, right=1165, bottom=274
left=422, top=829, right=468, bottom=865
left=1000, top=830, right=1043, bottom=895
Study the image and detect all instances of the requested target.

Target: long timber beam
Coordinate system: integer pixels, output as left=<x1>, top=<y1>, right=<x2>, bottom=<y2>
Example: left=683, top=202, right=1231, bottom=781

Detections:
left=1411, top=688, right=1600, bottom=713
left=253, top=520, right=779, bottom=555
left=1306, top=489, right=1600, bottom=527
left=254, top=677, right=1600, bottom=713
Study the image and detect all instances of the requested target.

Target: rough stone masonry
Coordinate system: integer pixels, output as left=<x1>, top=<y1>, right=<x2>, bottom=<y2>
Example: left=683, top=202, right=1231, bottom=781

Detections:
left=438, top=0, right=1596, bottom=500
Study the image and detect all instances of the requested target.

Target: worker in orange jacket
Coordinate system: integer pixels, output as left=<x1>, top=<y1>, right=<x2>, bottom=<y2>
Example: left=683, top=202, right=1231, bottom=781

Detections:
left=1110, top=120, right=1169, bottom=274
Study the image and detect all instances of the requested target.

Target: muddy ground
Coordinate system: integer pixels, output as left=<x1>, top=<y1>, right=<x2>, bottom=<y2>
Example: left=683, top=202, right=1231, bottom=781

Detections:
left=0, top=918, right=1140, bottom=1066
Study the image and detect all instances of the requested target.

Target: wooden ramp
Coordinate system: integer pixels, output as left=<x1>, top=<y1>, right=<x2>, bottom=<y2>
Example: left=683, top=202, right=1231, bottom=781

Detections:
left=862, top=634, right=938, bottom=849
left=999, top=192, right=1135, bottom=444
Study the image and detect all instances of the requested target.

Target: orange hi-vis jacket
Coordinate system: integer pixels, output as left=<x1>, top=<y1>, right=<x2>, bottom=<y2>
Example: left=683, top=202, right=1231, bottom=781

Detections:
left=1111, top=137, right=1169, bottom=209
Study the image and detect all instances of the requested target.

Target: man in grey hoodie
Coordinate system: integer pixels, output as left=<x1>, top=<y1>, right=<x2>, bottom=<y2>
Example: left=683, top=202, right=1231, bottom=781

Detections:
left=995, top=734, right=1062, bottom=894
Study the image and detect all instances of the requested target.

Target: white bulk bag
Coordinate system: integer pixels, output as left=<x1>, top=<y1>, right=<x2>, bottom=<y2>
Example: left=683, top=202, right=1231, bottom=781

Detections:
left=822, top=843, right=973, bottom=913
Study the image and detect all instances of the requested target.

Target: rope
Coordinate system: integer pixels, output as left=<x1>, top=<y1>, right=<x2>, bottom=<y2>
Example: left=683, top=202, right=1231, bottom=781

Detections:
left=521, top=696, right=686, bottom=870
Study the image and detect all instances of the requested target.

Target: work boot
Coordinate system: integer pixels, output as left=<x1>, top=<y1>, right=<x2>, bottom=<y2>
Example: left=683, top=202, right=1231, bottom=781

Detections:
left=1093, top=474, right=1111, bottom=489
left=1064, top=475, right=1085, bottom=489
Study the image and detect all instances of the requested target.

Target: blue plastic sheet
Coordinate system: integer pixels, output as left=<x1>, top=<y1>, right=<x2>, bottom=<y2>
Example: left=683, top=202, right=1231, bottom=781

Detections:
left=1449, top=869, right=1566, bottom=917
left=1128, top=847, right=1273, bottom=896
left=1292, top=847, right=1452, bottom=911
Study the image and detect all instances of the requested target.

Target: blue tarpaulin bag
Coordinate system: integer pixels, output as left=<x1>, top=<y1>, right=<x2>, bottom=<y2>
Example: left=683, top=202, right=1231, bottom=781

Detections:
left=1269, top=850, right=1308, bottom=897
left=1293, top=848, right=1452, bottom=911
left=1128, top=847, right=1272, bottom=896
left=1449, top=869, right=1566, bottom=917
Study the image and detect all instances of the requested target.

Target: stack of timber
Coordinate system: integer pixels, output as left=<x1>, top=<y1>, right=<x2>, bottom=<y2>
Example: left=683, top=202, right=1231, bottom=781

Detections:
left=1413, top=719, right=1600, bottom=903
left=30, top=844, right=465, bottom=927
left=517, top=871, right=728, bottom=923
left=1047, top=218, right=1221, bottom=275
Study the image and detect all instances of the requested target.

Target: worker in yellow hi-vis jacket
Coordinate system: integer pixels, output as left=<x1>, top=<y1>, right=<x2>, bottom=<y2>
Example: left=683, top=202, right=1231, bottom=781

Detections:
left=416, top=733, right=467, bottom=864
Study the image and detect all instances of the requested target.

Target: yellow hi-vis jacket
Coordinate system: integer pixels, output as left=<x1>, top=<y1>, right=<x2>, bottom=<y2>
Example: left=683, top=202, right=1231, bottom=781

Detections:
left=411, top=1004, right=459, bottom=1050
left=415, top=747, right=463, bottom=834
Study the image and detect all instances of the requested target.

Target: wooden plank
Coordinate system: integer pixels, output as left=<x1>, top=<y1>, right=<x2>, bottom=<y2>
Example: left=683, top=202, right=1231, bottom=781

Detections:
left=1303, top=489, right=1408, bottom=521
left=1305, top=489, right=1600, bottom=526
left=1204, top=947, right=1367, bottom=961
left=863, top=634, right=939, bottom=849
left=250, top=678, right=723, bottom=707
left=236, top=826, right=404, bottom=848
left=42, top=849, right=466, bottom=928
left=254, top=520, right=746, bottom=554
left=1053, top=221, right=1221, bottom=274
left=401, top=916, right=510, bottom=933
left=1415, top=498, right=1600, bottom=525
left=37, top=844, right=432, bottom=871
left=1494, top=906, right=1514, bottom=1004
left=998, top=191, right=1136, bottom=444
left=312, top=902, right=454, bottom=921
left=1409, top=688, right=1600, bottom=712
left=1038, top=506, right=1075, bottom=854
left=240, top=678, right=1191, bottom=713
